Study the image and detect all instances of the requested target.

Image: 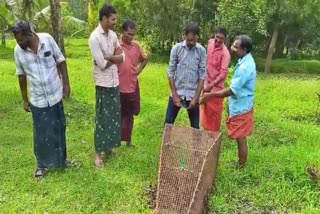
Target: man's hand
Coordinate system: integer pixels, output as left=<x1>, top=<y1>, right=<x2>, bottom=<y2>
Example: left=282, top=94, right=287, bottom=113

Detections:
left=172, top=95, right=181, bottom=107
left=23, top=101, right=31, bottom=112
left=188, top=97, right=198, bottom=109
left=203, top=85, right=212, bottom=93
left=114, top=47, right=122, bottom=55
left=200, top=92, right=212, bottom=104
left=63, top=84, right=71, bottom=99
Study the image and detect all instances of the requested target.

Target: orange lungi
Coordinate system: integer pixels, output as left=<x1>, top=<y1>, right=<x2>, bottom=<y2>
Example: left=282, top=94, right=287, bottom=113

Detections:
left=200, top=97, right=224, bottom=132
left=226, top=108, right=254, bottom=139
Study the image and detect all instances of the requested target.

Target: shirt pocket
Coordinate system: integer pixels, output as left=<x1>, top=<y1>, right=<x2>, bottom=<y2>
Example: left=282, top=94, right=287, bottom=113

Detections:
left=40, top=50, right=56, bottom=68
left=190, top=56, right=200, bottom=71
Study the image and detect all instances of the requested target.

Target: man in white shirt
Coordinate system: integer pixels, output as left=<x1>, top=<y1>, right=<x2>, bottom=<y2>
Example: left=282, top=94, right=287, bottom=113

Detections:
left=89, top=4, right=124, bottom=167
left=11, top=20, right=71, bottom=178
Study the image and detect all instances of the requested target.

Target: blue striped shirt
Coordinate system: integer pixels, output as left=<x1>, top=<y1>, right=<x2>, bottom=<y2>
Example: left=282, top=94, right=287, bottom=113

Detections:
left=167, top=40, right=207, bottom=100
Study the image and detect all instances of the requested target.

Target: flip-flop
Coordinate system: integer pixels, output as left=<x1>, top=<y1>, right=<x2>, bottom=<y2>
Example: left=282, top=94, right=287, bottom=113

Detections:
left=126, top=142, right=135, bottom=148
left=34, top=168, right=47, bottom=179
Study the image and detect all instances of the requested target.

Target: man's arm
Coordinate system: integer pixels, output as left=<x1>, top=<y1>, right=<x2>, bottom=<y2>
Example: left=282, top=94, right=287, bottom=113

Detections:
left=14, top=49, right=30, bottom=112
left=57, top=61, right=71, bottom=98
left=195, top=80, right=205, bottom=99
left=18, top=75, right=31, bottom=112
left=200, top=88, right=233, bottom=104
left=105, top=54, right=123, bottom=64
left=167, top=45, right=181, bottom=107
left=105, top=40, right=124, bottom=64
left=89, top=35, right=112, bottom=70
left=201, top=66, right=248, bottom=103
left=197, top=47, right=207, bottom=97
left=49, top=35, right=71, bottom=98
left=137, top=57, right=148, bottom=75
left=137, top=45, right=148, bottom=75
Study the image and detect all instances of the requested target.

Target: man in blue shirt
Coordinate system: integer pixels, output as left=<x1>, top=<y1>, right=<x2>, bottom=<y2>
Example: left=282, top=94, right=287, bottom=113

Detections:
left=165, top=23, right=207, bottom=129
left=201, top=35, right=256, bottom=168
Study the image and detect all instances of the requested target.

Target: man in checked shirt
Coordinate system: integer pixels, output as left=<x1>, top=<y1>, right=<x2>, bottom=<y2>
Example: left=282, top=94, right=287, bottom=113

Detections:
left=165, top=23, right=207, bottom=129
left=11, top=20, right=71, bottom=179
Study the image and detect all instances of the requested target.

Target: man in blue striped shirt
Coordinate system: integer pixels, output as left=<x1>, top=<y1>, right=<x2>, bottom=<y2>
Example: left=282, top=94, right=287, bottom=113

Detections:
left=165, top=23, right=207, bottom=129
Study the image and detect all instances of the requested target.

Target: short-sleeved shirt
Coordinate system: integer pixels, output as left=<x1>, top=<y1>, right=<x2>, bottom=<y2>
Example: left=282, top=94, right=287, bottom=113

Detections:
left=89, top=24, right=121, bottom=88
left=206, top=39, right=230, bottom=90
left=14, top=33, right=65, bottom=108
left=229, top=53, right=257, bottom=117
left=117, top=39, right=147, bottom=93
left=167, top=40, right=207, bottom=101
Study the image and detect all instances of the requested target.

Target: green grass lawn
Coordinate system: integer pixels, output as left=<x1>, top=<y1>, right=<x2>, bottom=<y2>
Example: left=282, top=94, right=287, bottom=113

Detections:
left=0, top=40, right=320, bottom=213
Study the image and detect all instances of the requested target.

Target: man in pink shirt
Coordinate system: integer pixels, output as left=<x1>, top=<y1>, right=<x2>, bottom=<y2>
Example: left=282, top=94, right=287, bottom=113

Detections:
left=118, top=20, right=148, bottom=147
left=200, top=27, right=230, bottom=131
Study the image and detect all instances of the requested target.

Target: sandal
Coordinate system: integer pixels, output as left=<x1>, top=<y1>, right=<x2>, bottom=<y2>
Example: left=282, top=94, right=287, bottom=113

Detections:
left=34, top=168, right=47, bottom=179
left=126, top=142, right=135, bottom=148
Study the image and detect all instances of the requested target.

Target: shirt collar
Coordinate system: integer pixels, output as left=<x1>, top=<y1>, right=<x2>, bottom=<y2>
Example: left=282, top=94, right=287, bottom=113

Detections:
left=238, top=52, right=252, bottom=65
left=213, top=39, right=224, bottom=50
left=119, top=36, right=134, bottom=48
left=25, top=33, right=45, bottom=52
left=182, top=40, right=199, bottom=50
left=98, top=24, right=107, bottom=35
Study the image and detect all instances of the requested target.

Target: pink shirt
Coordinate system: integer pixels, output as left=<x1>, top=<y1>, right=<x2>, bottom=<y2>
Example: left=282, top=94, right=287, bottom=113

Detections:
left=206, top=39, right=231, bottom=90
left=118, top=40, right=147, bottom=93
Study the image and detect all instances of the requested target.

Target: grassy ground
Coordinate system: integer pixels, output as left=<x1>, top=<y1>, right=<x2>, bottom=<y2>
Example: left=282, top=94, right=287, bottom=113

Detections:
left=0, top=39, right=320, bottom=213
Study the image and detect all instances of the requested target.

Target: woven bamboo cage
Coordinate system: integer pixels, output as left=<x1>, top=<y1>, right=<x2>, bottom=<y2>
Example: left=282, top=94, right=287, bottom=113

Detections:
left=156, top=124, right=221, bottom=214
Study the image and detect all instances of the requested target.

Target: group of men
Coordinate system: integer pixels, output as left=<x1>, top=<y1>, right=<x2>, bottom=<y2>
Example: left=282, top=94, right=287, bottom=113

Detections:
left=165, top=24, right=256, bottom=169
left=11, top=4, right=148, bottom=177
left=88, top=5, right=148, bottom=168
left=11, top=2, right=256, bottom=178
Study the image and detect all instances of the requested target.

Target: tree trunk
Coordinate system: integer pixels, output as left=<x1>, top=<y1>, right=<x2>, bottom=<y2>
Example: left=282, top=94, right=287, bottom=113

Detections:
left=283, top=35, right=288, bottom=56
left=1, top=33, right=6, bottom=46
left=264, top=23, right=280, bottom=73
left=49, top=0, right=65, bottom=55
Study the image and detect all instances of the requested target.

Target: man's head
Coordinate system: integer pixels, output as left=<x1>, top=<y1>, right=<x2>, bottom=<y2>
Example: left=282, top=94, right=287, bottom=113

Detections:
left=214, top=27, right=227, bottom=47
left=231, top=35, right=252, bottom=58
left=122, top=19, right=136, bottom=44
left=10, top=20, right=33, bottom=50
left=99, top=4, right=117, bottom=30
left=185, top=23, right=200, bottom=49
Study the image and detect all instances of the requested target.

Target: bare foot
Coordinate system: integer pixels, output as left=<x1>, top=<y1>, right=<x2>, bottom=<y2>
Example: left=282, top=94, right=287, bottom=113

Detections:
left=94, top=154, right=104, bottom=168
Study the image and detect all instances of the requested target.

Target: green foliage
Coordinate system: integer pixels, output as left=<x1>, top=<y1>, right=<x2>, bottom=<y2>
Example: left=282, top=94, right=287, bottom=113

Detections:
left=217, top=0, right=320, bottom=59
left=256, top=58, right=320, bottom=74
left=0, top=45, right=13, bottom=58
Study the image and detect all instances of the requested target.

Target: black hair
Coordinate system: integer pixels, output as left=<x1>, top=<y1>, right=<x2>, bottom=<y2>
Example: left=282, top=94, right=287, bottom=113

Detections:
left=99, top=4, right=117, bottom=21
left=10, top=20, right=32, bottom=35
left=215, top=27, right=227, bottom=37
left=122, top=19, right=136, bottom=31
left=185, top=23, right=200, bottom=36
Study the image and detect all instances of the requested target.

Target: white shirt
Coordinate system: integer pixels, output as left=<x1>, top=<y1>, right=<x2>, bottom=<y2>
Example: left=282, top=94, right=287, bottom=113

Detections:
left=89, top=24, right=121, bottom=88
left=14, top=33, right=65, bottom=108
